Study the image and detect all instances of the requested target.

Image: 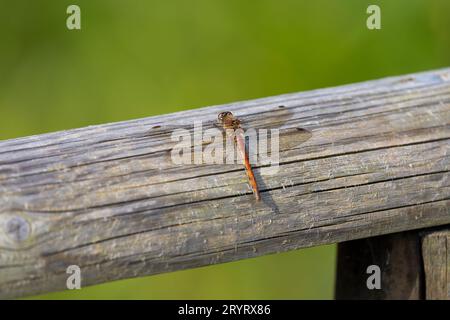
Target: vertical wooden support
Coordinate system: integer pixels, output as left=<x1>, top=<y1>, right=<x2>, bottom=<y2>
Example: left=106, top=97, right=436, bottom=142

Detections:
left=422, top=230, right=450, bottom=300
left=335, top=231, right=424, bottom=299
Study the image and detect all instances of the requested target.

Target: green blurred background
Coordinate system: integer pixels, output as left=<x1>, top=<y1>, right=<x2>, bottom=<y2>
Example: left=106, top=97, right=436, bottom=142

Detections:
left=1, top=0, right=449, bottom=299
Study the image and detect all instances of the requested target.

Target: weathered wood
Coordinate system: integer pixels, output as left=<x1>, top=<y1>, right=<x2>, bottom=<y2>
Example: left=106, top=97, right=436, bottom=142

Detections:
left=0, top=68, right=449, bottom=298
left=422, top=229, right=450, bottom=299
left=335, top=231, right=424, bottom=300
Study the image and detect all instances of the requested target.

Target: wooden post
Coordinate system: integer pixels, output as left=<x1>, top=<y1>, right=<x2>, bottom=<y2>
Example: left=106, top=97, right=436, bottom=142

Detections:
left=422, top=229, right=450, bottom=300
left=335, top=231, right=424, bottom=299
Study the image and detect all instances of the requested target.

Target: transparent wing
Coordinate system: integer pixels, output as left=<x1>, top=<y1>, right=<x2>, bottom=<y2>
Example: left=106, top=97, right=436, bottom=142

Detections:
left=145, top=121, right=228, bottom=166
left=142, top=107, right=312, bottom=167
left=238, top=107, right=312, bottom=151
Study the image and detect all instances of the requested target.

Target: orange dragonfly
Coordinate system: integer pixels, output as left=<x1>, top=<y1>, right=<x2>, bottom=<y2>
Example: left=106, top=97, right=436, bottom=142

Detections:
left=147, top=107, right=312, bottom=201
left=217, top=111, right=262, bottom=200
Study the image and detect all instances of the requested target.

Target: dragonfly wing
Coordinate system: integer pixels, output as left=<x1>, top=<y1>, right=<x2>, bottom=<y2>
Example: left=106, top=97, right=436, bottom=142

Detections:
left=237, top=107, right=295, bottom=130
left=235, top=107, right=312, bottom=149
left=277, top=127, right=312, bottom=150
left=146, top=122, right=228, bottom=165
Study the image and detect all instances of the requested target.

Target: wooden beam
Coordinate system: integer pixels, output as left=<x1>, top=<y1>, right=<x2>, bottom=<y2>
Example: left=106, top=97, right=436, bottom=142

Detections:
left=0, top=68, right=449, bottom=298
left=422, top=229, right=450, bottom=300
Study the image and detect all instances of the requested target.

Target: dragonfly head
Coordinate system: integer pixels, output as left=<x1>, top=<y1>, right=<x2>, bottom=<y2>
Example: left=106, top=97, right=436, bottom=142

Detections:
left=217, top=111, right=234, bottom=125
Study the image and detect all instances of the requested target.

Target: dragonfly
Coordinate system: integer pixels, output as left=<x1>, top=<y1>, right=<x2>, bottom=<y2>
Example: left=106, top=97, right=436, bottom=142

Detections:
left=145, top=106, right=312, bottom=201
left=218, top=111, right=262, bottom=200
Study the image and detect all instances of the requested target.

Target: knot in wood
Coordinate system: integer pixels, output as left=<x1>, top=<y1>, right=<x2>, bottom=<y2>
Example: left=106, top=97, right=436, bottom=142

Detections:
left=5, top=216, right=30, bottom=243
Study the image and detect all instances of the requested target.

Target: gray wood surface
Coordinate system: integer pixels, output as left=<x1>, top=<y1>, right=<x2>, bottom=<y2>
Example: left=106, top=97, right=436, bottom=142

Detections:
left=1, top=68, right=449, bottom=298
left=422, top=229, right=450, bottom=299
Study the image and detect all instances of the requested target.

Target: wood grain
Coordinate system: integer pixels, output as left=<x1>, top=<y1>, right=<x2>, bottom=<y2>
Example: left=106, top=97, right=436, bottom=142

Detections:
left=1, top=68, right=450, bottom=298
left=422, top=230, right=450, bottom=299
